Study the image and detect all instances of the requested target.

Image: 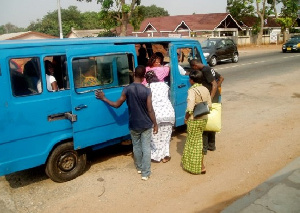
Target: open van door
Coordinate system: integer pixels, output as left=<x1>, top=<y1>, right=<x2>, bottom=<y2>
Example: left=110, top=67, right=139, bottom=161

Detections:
left=66, top=44, right=136, bottom=150
left=169, top=43, right=206, bottom=127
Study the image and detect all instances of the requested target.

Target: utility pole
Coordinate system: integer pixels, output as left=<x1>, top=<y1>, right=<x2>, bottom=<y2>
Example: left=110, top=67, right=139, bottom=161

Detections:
left=57, top=0, right=63, bottom=39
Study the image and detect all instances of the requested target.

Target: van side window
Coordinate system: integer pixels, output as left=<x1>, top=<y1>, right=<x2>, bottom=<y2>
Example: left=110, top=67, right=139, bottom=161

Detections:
left=176, top=47, right=202, bottom=74
left=10, top=58, right=42, bottom=97
left=73, top=53, right=133, bottom=90
left=44, top=55, right=69, bottom=91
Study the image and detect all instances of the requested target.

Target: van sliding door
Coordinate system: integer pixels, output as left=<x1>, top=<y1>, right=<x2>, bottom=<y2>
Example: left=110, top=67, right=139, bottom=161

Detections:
left=170, top=43, right=206, bottom=126
left=66, top=44, right=136, bottom=149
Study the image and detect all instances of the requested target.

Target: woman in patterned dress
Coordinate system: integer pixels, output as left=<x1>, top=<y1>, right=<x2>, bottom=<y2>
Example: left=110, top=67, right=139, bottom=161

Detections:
left=182, top=70, right=212, bottom=174
left=145, top=71, right=175, bottom=163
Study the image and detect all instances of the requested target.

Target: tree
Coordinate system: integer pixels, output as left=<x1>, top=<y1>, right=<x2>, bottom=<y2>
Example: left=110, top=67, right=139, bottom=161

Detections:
left=130, top=5, right=169, bottom=31
left=27, top=6, right=101, bottom=37
left=276, top=0, right=298, bottom=41
left=227, top=0, right=255, bottom=22
left=255, top=0, right=268, bottom=45
left=78, top=0, right=141, bottom=36
left=267, top=0, right=278, bottom=18
left=0, top=23, right=25, bottom=34
left=139, top=5, right=169, bottom=18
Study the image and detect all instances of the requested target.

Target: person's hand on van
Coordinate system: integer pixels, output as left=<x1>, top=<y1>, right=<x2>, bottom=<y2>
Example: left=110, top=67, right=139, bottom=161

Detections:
left=95, top=89, right=104, bottom=100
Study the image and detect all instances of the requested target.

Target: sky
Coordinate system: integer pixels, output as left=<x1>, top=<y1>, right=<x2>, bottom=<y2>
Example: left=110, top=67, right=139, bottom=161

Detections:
left=0, top=0, right=228, bottom=28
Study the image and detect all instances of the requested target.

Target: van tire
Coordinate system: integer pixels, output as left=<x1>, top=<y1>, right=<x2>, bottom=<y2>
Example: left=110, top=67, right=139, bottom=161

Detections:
left=45, top=142, right=87, bottom=183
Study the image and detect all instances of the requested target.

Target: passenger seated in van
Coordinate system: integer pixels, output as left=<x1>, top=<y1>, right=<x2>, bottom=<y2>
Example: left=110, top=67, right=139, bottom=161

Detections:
left=137, top=47, right=148, bottom=67
left=45, top=60, right=58, bottom=92
left=11, top=71, right=32, bottom=96
left=81, top=63, right=100, bottom=87
left=23, top=59, right=42, bottom=93
left=142, top=53, right=170, bottom=85
left=164, top=53, right=187, bottom=76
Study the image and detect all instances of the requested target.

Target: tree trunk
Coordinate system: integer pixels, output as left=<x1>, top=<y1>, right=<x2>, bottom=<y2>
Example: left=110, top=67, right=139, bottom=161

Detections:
left=273, top=0, right=278, bottom=19
left=257, top=15, right=264, bottom=45
left=256, top=0, right=266, bottom=45
left=120, top=13, right=128, bottom=36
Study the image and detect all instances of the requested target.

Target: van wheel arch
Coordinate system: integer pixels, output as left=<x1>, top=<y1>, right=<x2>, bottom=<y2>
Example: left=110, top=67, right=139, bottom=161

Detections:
left=45, top=142, right=87, bottom=182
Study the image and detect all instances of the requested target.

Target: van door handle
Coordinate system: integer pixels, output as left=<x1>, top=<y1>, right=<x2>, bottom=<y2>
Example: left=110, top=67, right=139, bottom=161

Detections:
left=75, top=104, right=88, bottom=111
left=178, top=84, right=186, bottom=88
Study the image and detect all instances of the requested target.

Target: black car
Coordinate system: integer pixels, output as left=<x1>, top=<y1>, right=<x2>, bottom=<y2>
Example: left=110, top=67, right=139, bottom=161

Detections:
left=282, top=36, right=300, bottom=53
left=201, top=38, right=239, bottom=66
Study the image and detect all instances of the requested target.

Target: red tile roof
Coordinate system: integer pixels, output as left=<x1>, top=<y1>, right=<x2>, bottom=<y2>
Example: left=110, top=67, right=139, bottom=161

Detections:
left=133, top=13, right=243, bottom=33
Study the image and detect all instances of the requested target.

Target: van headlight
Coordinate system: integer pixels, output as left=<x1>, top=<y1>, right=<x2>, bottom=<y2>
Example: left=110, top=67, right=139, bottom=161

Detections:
left=282, top=45, right=286, bottom=49
left=203, top=53, right=210, bottom=58
left=293, top=45, right=297, bottom=49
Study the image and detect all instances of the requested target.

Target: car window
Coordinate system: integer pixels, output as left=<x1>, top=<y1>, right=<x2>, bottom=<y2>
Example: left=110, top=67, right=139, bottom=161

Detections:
left=201, top=40, right=216, bottom=48
left=225, top=39, right=234, bottom=46
left=217, top=40, right=225, bottom=48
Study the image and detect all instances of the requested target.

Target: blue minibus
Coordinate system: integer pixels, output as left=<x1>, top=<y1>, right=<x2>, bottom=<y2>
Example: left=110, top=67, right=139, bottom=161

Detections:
left=0, top=37, right=206, bottom=182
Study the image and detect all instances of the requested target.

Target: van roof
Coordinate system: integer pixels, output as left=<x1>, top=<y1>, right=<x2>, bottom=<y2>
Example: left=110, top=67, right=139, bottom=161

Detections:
left=0, top=37, right=197, bottom=49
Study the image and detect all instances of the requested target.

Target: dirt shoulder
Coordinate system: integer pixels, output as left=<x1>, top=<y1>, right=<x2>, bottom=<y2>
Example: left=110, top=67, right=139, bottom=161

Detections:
left=238, top=44, right=282, bottom=54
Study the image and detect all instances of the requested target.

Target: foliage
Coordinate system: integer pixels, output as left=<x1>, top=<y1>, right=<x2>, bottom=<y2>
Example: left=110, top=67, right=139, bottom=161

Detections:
left=138, top=5, right=169, bottom=18
left=130, top=5, right=169, bottom=30
left=77, top=0, right=141, bottom=36
left=98, top=30, right=117, bottom=37
left=27, top=6, right=101, bottom=37
left=227, top=0, right=255, bottom=21
left=0, top=23, right=25, bottom=34
left=276, top=0, right=298, bottom=32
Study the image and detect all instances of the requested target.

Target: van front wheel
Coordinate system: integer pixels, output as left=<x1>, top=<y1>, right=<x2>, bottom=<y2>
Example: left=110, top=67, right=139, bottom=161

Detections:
left=45, top=142, right=87, bottom=183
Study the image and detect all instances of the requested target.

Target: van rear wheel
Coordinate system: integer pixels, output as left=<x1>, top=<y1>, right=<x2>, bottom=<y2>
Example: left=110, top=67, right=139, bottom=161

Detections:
left=45, top=142, right=87, bottom=183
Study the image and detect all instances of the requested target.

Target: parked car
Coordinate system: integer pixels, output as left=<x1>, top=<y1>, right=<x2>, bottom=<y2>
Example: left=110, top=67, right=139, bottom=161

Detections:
left=282, top=36, right=300, bottom=53
left=201, top=38, right=239, bottom=66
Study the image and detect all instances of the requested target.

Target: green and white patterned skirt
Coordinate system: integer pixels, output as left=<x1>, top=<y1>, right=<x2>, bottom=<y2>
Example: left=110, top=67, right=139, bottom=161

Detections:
left=182, top=119, right=207, bottom=174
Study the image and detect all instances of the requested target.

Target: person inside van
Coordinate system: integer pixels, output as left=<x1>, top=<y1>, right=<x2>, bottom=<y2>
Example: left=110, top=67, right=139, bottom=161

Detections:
left=45, top=60, right=58, bottom=92
left=142, top=53, right=170, bottom=85
left=81, top=62, right=100, bottom=87
left=137, top=46, right=148, bottom=67
left=23, top=59, right=42, bottom=93
left=164, top=53, right=187, bottom=76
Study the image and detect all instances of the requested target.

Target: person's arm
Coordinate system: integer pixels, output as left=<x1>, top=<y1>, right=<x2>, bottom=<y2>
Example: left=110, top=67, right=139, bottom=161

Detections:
left=184, top=89, right=194, bottom=124
left=95, top=90, right=126, bottom=108
left=217, top=75, right=224, bottom=88
left=51, top=81, right=58, bottom=91
left=146, top=93, right=158, bottom=134
left=210, top=80, right=218, bottom=100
